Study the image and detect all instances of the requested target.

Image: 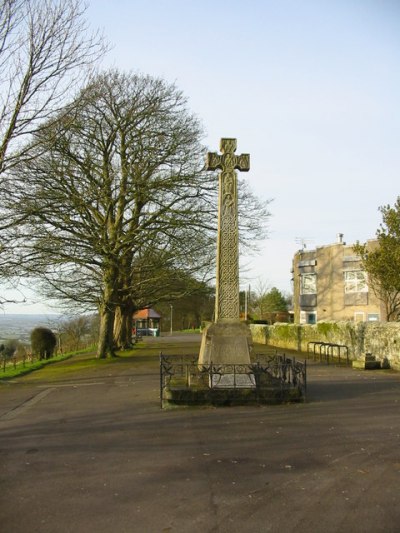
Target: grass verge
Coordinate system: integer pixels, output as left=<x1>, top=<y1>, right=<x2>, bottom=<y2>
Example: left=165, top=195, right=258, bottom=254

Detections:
left=0, top=340, right=189, bottom=382
left=0, top=346, right=96, bottom=381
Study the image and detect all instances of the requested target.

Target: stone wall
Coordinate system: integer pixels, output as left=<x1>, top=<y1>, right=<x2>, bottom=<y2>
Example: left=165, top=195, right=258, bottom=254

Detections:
left=250, top=322, right=400, bottom=370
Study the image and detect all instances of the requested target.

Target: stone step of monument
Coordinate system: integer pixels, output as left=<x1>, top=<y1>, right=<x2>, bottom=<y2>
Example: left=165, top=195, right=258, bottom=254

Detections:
left=210, top=373, right=256, bottom=389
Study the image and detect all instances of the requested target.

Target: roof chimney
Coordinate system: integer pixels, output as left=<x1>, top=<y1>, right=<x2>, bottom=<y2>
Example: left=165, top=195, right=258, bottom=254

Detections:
left=337, top=233, right=344, bottom=244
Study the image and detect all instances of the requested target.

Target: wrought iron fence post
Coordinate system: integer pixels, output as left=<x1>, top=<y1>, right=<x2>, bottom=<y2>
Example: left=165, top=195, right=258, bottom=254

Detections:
left=304, top=360, right=307, bottom=400
left=292, top=357, right=295, bottom=385
left=159, top=351, right=163, bottom=409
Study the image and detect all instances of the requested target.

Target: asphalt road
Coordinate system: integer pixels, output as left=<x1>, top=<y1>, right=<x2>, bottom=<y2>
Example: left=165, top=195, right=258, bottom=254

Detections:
left=1, top=341, right=400, bottom=533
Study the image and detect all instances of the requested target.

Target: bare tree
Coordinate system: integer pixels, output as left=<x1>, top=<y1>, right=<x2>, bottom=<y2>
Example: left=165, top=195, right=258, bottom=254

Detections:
left=7, top=71, right=270, bottom=357
left=0, top=0, right=106, bottom=305
left=7, top=71, right=213, bottom=357
left=0, top=0, right=106, bottom=175
left=59, top=315, right=93, bottom=352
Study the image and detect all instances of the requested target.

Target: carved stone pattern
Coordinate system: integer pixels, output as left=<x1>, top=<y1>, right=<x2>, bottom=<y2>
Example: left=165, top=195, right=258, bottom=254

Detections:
left=222, top=170, right=235, bottom=213
left=218, top=170, right=239, bottom=319
left=206, top=138, right=249, bottom=322
left=237, top=153, right=250, bottom=170
left=220, top=138, right=237, bottom=154
left=222, top=153, right=235, bottom=170
left=206, top=152, right=222, bottom=171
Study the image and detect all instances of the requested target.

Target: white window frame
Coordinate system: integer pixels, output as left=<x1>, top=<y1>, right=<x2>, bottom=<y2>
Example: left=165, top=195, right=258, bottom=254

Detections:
left=354, top=312, right=365, bottom=323
left=300, top=273, right=317, bottom=295
left=344, top=271, right=368, bottom=293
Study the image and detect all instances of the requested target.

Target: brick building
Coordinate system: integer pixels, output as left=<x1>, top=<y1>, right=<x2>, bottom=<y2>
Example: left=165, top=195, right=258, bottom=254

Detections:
left=292, top=235, right=383, bottom=324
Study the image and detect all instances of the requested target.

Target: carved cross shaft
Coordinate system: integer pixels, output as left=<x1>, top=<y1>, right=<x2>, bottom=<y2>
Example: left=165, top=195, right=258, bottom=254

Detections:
left=206, top=138, right=250, bottom=321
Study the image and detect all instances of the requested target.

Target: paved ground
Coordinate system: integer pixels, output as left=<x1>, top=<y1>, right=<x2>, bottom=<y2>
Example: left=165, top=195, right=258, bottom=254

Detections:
left=1, top=338, right=400, bottom=533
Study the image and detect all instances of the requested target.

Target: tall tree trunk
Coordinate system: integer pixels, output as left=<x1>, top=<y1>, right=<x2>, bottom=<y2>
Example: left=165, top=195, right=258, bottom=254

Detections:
left=97, top=304, right=116, bottom=358
left=114, top=298, right=135, bottom=349
left=113, top=305, right=123, bottom=349
left=113, top=254, right=135, bottom=349
left=97, top=269, right=118, bottom=358
left=125, top=304, right=134, bottom=342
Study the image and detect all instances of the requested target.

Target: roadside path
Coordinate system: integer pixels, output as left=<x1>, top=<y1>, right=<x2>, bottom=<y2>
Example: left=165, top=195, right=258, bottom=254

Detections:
left=1, top=338, right=400, bottom=532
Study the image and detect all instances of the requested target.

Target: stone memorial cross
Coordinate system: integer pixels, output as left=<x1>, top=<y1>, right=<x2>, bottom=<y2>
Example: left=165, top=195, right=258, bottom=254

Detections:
left=206, top=138, right=250, bottom=321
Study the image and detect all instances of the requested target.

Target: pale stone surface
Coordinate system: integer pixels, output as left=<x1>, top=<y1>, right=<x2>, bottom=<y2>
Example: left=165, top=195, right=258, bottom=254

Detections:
left=198, top=138, right=252, bottom=367
left=198, top=320, right=253, bottom=365
left=250, top=322, right=400, bottom=370
left=206, top=138, right=249, bottom=322
left=211, top=373, right=256, bottom=389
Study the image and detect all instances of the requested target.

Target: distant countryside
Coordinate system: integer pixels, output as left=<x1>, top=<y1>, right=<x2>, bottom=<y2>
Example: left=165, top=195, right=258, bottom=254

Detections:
left=0, top=314, right=60, bottom=344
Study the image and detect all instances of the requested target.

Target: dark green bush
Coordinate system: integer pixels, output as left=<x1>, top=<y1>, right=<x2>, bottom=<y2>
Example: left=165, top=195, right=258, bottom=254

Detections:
left=30, top=327, right=57, bottom=360
left=0, top=339, right=18, bottom=358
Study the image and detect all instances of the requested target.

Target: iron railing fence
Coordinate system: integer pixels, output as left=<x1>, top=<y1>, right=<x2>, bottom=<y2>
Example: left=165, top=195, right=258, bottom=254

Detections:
left=160, top=353, right=307, bottom=407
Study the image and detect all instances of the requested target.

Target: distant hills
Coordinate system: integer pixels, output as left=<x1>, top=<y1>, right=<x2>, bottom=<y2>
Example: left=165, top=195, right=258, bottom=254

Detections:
left=0, top=314, right=61, bottom=344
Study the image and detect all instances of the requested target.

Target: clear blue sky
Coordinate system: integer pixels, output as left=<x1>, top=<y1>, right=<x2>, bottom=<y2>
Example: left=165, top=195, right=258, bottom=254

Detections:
left=2, top=0, right=400, bottom=312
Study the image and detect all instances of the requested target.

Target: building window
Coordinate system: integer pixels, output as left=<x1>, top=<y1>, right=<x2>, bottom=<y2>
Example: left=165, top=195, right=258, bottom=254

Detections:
left=300, top=310, right=316, bottom=324
left=344, top=271, right=368, bottom=293
left=307, top=312, right=317, bottom=324
left=367, top=313, right=379, bottom=322
left=354, top=312, right=365, bottom=322
left=300, top=273, right=316, bottom=295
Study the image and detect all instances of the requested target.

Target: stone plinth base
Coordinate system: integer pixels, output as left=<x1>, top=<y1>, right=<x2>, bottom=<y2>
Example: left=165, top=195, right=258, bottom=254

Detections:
left=162, top=385, right=303, bottom=407
left=211, top=373, right=256, bottom=389
left=198, top=320, right=252, bottom=366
